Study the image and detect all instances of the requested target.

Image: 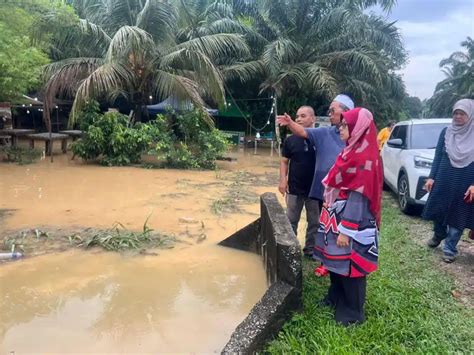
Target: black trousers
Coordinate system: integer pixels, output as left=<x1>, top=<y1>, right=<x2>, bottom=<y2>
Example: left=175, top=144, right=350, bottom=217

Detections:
left=327, top=272, right=367, bottom=326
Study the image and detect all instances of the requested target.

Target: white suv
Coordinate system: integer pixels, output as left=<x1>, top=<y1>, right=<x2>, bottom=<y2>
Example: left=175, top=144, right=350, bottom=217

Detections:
left=381, top=118, right=451, bottom=214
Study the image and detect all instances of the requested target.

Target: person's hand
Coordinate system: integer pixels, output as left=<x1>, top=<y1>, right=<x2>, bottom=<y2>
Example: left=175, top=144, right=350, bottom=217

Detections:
left=424, top=178, right=434, bottom=192
left=336, top=233, right=350, bottom=247
left=465, top=185, right=474, bottom=203
left=278, top=181, right=288, bottom=196
left=276, top=113, right=293, bottom=126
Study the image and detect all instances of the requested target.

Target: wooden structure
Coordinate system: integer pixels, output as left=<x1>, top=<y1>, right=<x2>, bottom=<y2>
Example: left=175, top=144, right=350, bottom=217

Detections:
left=26, top=133, right=68, bottom=156
left=59, top=130, right=83, bottom=141
left=0, top=129, right=35, bottom=147
left=0, top=134, right=11, bottom=145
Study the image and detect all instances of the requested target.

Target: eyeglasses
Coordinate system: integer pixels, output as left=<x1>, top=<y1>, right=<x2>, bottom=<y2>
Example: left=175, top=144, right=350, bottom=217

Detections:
left=327, top=108, right=336, bottom=115
left=337, top=121, right=348, bottom=129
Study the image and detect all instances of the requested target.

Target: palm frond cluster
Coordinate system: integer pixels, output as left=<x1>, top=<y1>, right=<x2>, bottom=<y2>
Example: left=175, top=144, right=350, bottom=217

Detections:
left=42, top=0, right=408, bottom=125
left=428, top=37, right=474, bottom=117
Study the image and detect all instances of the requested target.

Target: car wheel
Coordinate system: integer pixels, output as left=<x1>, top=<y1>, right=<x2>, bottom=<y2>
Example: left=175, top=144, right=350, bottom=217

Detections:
left=398, top=174, right=417, bottom=215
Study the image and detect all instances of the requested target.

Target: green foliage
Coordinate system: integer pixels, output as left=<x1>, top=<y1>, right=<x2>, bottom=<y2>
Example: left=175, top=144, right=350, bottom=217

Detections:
left=402, top=95, right=423, bottom=118
left=42, top=0, right=250, bottom=124
left=222, top=0, right=408, bottom=125
left=428, top=37, right=474, bottom=117
left=0, top=0, right=77, bottom=102
left=266, top=197, right=473, bottom=353
left=76, top=100, right=102, bottom=130
left=0, top=21, right=49, bottom=101
left=153, top=110, right=230, bottom=170
left=71, top=106, right=228, bottom=169
left=0, top=146, right=42, bottom=165
left=72, top=111, right=157, bottom=166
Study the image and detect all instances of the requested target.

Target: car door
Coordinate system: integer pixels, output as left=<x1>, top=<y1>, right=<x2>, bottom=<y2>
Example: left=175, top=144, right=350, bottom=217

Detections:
left=382, top=125, right=401, bottom=188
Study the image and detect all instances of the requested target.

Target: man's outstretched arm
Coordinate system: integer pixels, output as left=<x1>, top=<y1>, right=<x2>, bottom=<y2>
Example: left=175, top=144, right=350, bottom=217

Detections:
left=276, top=113, right=308, bottom=139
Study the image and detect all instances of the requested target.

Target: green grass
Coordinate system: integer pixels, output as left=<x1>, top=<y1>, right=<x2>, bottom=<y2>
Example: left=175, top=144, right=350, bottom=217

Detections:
left=267, top=200, right=474, bottom=354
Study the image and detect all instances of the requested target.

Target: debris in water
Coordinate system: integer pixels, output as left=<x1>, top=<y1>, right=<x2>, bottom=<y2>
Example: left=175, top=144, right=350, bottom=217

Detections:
left=179, top=217, right=200, bottom=224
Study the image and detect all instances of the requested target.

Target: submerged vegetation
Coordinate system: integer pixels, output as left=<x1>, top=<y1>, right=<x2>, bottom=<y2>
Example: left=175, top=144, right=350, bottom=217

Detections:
left=0, top=146, right=42, bottom=165
left=70, top=220, right=175, bottom=252
left=2, top=219, right=176, bottom=256
left=71, top=101, right=229, bottom=168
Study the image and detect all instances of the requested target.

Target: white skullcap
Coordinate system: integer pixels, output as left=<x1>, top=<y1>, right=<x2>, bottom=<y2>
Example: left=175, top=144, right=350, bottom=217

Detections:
left=333, top=94, right=354, bottom=110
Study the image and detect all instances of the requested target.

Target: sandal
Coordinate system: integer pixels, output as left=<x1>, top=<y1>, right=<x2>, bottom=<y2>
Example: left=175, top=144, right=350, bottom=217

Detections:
left=314, top=265, right=329, bottom=277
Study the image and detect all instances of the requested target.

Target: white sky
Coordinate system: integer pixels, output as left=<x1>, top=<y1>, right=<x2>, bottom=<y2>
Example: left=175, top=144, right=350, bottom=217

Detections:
left=372, top=0, right=474, bottom=99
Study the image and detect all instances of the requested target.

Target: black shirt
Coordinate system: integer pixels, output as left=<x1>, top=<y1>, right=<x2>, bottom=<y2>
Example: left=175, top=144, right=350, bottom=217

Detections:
left=282, top=135, right=316, bottom=196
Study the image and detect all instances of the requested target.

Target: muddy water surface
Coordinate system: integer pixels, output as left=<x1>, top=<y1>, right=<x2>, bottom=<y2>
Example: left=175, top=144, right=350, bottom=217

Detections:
left=0, top=148, right=288, bottom=353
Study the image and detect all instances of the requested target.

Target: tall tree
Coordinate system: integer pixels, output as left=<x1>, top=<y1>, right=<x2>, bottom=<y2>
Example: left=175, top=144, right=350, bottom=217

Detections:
left=224, top=0, right=407, bottom=123
left=428, top=37, right=474, bottom=117
left=42, top=0, right=250, bottom=126
left=0, top=2, right=54, bottom=102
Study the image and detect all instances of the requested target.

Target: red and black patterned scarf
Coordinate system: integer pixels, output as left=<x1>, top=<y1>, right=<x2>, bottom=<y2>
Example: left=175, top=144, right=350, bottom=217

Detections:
left=322, top=108, right=383, bottom=226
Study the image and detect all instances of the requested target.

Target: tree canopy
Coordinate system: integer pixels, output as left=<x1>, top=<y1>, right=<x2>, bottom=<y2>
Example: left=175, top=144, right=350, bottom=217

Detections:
left=4, top=0, right=410, bottom=127
left=0, top=3, right=50, bottom=102
left=427, top=37, right=474, bottom=117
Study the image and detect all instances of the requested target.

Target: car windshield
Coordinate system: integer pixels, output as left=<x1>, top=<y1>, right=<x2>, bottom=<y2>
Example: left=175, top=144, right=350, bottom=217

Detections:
left=410, top=123, right=450, bottom=149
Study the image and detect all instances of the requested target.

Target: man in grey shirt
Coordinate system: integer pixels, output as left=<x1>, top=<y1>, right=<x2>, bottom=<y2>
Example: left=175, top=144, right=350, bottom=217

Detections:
left=277, top=94, right=354, bottom=202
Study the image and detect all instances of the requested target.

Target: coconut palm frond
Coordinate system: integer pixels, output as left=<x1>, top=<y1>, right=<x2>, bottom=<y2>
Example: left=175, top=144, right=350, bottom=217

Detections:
left=262, top=39, right=302, bottom=76
left=42, top=57, right=103, bottom=129
left=221, top=60, right=265, bottom=82
left=71, top=63, right=133, bottom=125
left=151, top=70, right=214, bottom=127
left=158, top=48, right=225, bottom=105
left=106, top=88, right=130, bottom=103
left=349, top=0, right=397, bottom=12
left=321, top=48, right=384, bottom=87
left=305, top=63, right=338, bottom=98
left=136, top=0, right=177, bottom=42
left=173, top=33, right=250, bottom=61
left=105, top=25, right=155, bottom=62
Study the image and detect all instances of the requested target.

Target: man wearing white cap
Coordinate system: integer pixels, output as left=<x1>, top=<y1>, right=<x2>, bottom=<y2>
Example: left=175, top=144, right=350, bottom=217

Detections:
left=277, top=94, right=355, bottom=275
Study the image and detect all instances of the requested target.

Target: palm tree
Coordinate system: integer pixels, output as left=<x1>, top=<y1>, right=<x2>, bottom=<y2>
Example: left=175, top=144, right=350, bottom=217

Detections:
left=428, top=37, right=474, bottom=117
left=42, top=0, right=250, bottom=127
left=225, top=0, right=407, bottom=118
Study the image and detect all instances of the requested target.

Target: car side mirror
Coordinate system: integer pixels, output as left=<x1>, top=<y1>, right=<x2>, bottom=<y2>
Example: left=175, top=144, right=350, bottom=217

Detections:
left=387, top=138, right=403, bottom=148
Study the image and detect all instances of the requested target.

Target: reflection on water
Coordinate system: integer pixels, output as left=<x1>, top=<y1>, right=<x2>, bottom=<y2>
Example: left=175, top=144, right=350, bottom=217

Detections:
left=0, top=147, right=281, bottom=353
left=0, top=247, right=267, bottom=353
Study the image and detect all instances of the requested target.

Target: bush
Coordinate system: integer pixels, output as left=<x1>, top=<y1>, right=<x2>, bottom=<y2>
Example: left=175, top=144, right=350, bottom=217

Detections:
left=72, top=106, right=228, bottom=169
left=72, top=112, right=157, bottom=166
left=0, top=146, right=42, bottom=164
left=153, top=110, right=229, bottom=169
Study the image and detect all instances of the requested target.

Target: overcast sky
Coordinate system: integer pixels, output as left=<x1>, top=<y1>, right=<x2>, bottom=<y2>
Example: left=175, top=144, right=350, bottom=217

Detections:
left=372, top=0, right=474, bottom=100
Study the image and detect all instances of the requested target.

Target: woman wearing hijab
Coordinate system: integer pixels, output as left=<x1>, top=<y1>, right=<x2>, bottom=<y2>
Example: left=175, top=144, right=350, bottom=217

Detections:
left=313, top=107, right=382, bottom=326
left=423, top=99, right=474, bottom=263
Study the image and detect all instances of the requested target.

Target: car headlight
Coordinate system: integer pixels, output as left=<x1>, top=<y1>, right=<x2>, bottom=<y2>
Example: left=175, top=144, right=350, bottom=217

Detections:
left=414, top=156, right=433, bottom=169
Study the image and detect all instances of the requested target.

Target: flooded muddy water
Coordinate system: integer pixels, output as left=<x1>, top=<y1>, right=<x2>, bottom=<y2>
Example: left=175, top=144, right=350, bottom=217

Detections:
left=0, top=147, right=296, bottom=353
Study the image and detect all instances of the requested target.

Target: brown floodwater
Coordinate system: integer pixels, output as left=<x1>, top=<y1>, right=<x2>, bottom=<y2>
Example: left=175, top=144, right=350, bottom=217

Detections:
left=0, top=146, right=298, bottom=353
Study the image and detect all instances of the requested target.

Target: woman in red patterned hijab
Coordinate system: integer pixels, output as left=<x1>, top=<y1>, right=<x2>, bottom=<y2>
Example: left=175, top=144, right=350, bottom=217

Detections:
left=323, top=107, right=383, bottom=226
left=313, top=107, right=382, bottom=326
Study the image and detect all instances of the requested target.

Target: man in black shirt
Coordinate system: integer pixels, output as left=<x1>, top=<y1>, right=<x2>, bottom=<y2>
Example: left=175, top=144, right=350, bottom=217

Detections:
left=279, top=106, right=318, bottom=257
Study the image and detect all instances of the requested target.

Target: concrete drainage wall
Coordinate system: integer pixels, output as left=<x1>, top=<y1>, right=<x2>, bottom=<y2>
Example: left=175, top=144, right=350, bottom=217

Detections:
left=219, top=192, right=303, bottom=354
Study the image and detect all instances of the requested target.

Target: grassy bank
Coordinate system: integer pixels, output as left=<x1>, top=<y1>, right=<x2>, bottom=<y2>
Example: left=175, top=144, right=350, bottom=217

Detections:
left=267, top=199, right=474, bottom=354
